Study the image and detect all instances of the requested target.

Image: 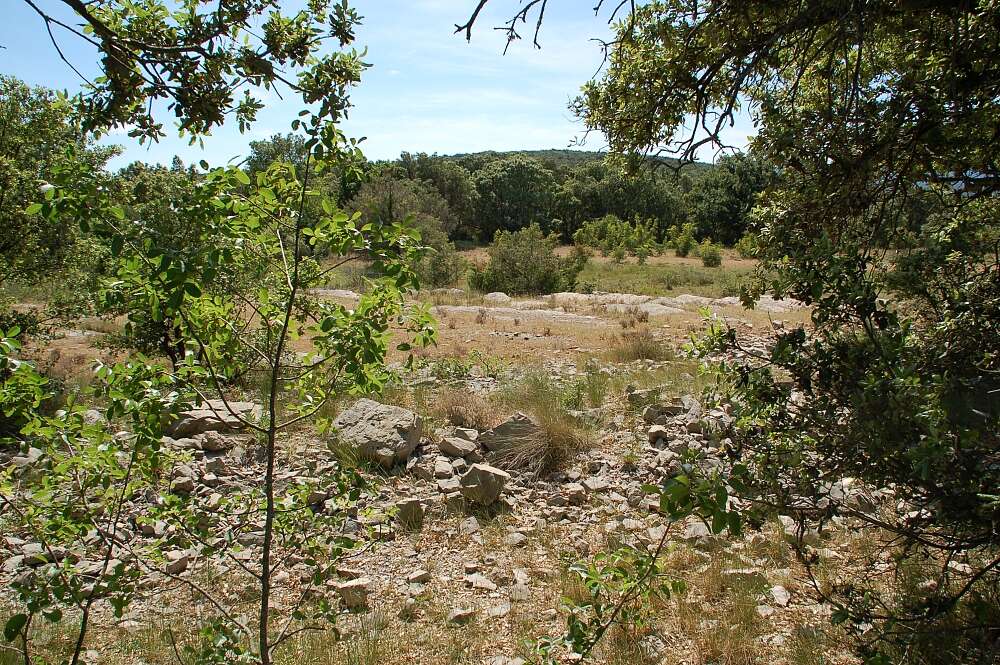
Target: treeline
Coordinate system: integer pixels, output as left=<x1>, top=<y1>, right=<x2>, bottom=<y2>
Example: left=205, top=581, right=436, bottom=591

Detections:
left=354, top=145, right=771, bottom=246
left=1, top=75, right=769, bottom=300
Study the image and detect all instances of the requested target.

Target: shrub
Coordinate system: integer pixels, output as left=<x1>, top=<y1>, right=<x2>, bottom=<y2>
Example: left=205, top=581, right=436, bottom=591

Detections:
left=574, top=214, right=658, bottom=258
left=414, top=222, right=467, bottom=288
left=699, top=240, right=723, bottom=267
left=491, top=372, right=593, bottom=474
left=470, top=224, right=587, bottom=295
left=668, top=222, right=697, bottom=257
left=734, top=232, right=759, bottom=259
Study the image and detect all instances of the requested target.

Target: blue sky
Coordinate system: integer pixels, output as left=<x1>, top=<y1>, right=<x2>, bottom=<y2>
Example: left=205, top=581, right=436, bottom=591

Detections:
left=2, top=1, right=754, bottom=168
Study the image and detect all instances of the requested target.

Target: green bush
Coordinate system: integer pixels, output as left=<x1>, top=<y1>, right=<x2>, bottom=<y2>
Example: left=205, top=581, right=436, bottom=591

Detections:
left=470, top=224, right=588, bottom=295
left=574, top=214, right=658, bottom=258
left=734, top=233, right=758, bottom=259
left=668, top=222, right=697, bottom=257
left=699, top=240, right=723, bottom=267
left=414, top=221, right=467, bottom=288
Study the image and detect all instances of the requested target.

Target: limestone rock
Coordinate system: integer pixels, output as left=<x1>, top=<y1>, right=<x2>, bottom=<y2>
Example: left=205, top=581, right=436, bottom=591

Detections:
left=440, top=436, right=478, bottom=458
left=479, top=413, right=541, bottom=455
left=483, top=292, right=512, bottom=304
left=336, top=577, right=371, bottom=610
left=447, top=606, right=476, bottom=624
left=167, top=400, right=259, bottom=438
left=395, top=498, right=424, bottom=528
left=330, top=399, right=422, bottom=467
left=459, top=464, right=510, bottom=506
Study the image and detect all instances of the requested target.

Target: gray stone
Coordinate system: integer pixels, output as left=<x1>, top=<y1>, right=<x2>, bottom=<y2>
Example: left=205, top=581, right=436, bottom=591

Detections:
left=466, top=573, right=498, bottom=591
left=165, top=551, right=190, bottom=575
left=434, top=457, right=455, bottom=478
left=483, top=292, right=512, bottom=304
left=582, top=476, right=609, bottom=492
left=336, top=577, right=371, bottom=610
left=199, top=431, right=232, bottom=452
left=563, top=483, right=587, bottom=505
left=167, top=400, right=259, bottom=438
left=647, top=425, right=669, bottom=444
left=479, top=413, right=542, bottom=454
left=396, top=498, right=424, bottom=527
left=440, top=436, right=478, bottom=458
left=170, top=474, right=195, bottom=495
left=504, top=532, right=528, bottom=547
left=407, top=569, right=432, bottom=584
left=459, top=464, right=510, bottom=506
left=330, top=399, right=422, bottom=467
left=459, top=517, right=481, bottom=535
left=447, top=606, right=476, bottom=624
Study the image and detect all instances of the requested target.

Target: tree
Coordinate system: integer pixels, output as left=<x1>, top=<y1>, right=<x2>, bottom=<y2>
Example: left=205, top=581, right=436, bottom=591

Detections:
left=350, top=170, right=457, bottom=235
left=0, top=76, right=117, bottom=286
left=398, top=152, right=480, bottom=235
left=462, top=1, right=1000, bottom=661
left=247, top=133, right=310, bottom=176
left=3, top=3, right=430, bottom=665
left=19, top=0, right=366, bottom=143
left=684, top=153, right=771, bottom=245
left=349, top=171, right=466, bottom=287
left=580, top=2, right=1000, bottom=661
left=472, top=155, right=557, bottom=240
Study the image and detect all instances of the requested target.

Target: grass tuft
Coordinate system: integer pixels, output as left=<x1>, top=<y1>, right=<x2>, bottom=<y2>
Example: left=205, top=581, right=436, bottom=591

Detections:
left=606, top=330, right=673, bottom=362
left=433, top=388, right=499, bottom=431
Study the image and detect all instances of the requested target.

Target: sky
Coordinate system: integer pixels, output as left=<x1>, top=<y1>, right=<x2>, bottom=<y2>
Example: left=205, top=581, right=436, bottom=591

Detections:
left=1, top=1, right=755, bottom=169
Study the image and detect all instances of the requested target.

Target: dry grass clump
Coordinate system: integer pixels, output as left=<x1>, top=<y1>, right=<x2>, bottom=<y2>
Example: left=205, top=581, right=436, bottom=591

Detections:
left=491, top=373, right=594, bottom=474
left=432, top=387, right=499, bottom=431
left=606, top=329, right=673, bottom=362
left=618, top=305, right=650, bottom=328
left=491, top=414, right=592, bottom=475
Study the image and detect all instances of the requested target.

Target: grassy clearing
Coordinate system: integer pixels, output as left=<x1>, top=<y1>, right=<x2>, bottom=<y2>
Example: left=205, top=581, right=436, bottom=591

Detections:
left=576, top=258, right=754, bottom=298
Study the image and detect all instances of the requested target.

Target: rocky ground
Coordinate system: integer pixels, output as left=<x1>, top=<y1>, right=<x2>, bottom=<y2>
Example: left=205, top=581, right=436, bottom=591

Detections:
left=1, top=290, right=865, bottom=665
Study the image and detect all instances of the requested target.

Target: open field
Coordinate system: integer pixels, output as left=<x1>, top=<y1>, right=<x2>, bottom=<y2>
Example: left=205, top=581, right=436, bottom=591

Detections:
left=0, top=273, right=868, bottom=665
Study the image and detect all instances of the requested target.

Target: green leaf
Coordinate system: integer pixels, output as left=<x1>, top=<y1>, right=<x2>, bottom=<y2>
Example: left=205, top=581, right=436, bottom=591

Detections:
left=184, top=282, right=202, bottom=298
left=235, top=169, right=251, bottom=185
left=4, top=613, right=27, bottom=641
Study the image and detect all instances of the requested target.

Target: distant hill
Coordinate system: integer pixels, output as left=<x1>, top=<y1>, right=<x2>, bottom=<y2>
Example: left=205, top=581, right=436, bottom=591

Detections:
left=441, top=148, right=711, bottom=174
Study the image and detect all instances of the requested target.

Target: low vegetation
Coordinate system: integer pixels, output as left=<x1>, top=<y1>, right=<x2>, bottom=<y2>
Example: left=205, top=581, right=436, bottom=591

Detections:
left=1, top=1, right=997, bottom=664
left=469, top=225, right=588, bottom=295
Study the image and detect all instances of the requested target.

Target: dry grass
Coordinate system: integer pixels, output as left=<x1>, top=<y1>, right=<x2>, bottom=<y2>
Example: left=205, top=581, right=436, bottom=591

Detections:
left=617, top=305, right=650, bottom=328
left=432, top=387, right=500, bottom=431
left=490, top=417, right=592, bottom=475
left=490, top=373, right=595, bottom=474
left=606, top=329, right=674, bottom=363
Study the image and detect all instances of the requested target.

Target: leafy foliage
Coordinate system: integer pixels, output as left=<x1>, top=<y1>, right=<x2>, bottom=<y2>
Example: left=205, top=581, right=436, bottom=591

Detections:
left=577, top=1, right=1000, bottom=660
left=22, top=0, right=366, bottom=142
left=0, top=76, right=118, bottom=286
left=470, top=224, right=587, bottom=295
left=471, top=156, right=558, bottom=240
left=573, top=214, right=659, bottom=258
